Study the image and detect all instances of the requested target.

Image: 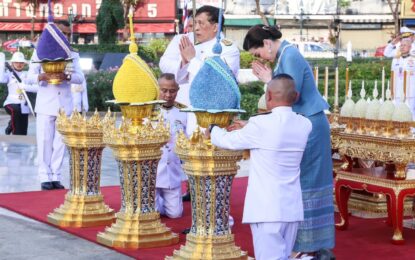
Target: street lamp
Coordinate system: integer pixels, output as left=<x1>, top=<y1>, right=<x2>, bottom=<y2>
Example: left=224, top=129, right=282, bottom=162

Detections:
left=68, top=8, right=74, bottom=43
left=333, top=0, right=341, bottom=68
left=294, top=0, right=309, bottom=42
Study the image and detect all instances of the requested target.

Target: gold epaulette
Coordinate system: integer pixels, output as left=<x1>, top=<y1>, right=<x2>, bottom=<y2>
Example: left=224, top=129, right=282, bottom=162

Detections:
left=221, top=38, right=233, bottom=46
left=174, top=102, right=187, bottom=109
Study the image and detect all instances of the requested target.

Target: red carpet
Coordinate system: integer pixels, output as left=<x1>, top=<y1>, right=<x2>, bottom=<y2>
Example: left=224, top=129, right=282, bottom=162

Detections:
left=1, top=177, right=415, bottom=259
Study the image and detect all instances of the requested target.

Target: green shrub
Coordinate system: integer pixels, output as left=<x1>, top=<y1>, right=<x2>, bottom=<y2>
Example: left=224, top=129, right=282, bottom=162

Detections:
left=73, top=44, right=157, bottom=62
left=240, top=51, right=254, bottom=69
left=86, top=70, right=119, bottom=111
left=148, top=39, right=169, bottom=62
left=240, top=93, right=261, bottom=120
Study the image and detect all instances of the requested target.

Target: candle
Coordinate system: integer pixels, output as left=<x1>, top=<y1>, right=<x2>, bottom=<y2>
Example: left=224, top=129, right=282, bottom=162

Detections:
left=374, top=80, right=378, bottom=99
left=404, top=70, right=407, bottom=101
left=381, top=67, right=385, bottom=101
left=314, top=67, right=319, bottom=87
left=391, top=71, right=394, bottom=99
left=348, top=80, right=352, bottom=98
left=324, top=66, right=328, bottom=100
left=335, top=67, right=339, bottom=107
left=345, top=67, right=349, bottom=96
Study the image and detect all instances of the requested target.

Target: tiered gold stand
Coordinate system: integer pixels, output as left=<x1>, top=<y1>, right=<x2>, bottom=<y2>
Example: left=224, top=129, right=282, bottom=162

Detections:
left=168, top=112, right=247, bottom=260
left=47, top=110, right=115, bottom=227
left=97, top=105, right=179, bottom=249
left=331, top=115, right=415, bottom=217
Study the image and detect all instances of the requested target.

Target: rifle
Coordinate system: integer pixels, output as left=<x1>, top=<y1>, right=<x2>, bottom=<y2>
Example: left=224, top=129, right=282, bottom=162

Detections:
left=5, top=63, right=35, bottom=116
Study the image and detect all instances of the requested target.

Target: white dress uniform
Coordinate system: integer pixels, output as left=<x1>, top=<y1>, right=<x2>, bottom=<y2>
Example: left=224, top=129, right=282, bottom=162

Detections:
left=71, top=80, right=89, bottom=112
left=156, top=103, right=188, bottom=218
left=1, top=70, right=38, bottom=112
left=211, top=106, right=312, bottom=260
left=26, top=50, right=85, bottom=183
left=391, top=54, right=415, bottom=116
left=159, top=32, right=240, bottom=136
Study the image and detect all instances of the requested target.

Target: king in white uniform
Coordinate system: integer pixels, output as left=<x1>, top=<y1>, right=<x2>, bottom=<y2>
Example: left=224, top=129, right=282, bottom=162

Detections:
left=210, top=75, right=312, bottom=260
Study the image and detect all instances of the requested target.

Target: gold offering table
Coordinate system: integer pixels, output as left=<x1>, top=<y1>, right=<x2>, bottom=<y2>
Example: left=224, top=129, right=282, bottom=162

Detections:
left=168, top=112, right=247, bottom=259
left=334, top=117, right=415, bottom=244
left=48, top=111, right=115, bottom=227
left=97, top=106, right=179, bottom=249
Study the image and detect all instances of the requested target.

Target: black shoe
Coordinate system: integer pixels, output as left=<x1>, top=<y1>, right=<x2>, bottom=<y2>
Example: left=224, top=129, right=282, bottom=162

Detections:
left=41, top=182, right=54, bottom=190
left=182, top=228, right=191, bottom=234
left=5, top=121, right=12, bottom=135
left=52, top=181, right=65, bottom=189
left=182, top=192, right=191, bottom=202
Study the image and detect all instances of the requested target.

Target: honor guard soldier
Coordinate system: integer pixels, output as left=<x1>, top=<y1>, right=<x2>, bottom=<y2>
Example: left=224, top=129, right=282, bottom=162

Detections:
left=0, top=52, right=38, bottom=135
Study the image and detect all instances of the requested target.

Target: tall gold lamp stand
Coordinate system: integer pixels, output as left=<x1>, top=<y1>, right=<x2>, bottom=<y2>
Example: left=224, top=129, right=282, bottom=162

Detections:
left=97, top=105, right=179, bottom=248
left=168, top=112, right=247, bottom=259
left=47, top=111, right=115, bottom=227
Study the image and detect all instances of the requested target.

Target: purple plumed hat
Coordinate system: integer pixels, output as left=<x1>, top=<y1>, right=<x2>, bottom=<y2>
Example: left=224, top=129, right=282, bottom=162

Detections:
left=36, top=0, right=72, bottom=62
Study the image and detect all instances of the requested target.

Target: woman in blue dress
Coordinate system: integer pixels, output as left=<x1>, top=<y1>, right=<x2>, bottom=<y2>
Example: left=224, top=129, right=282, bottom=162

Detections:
left=243, top=25, right=334, bottom=256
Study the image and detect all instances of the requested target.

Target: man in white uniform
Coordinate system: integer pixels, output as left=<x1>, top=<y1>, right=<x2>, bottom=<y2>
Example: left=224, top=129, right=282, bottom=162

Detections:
left=159, top=5, right=240, bottom=203
left=208, top=74, right=312, bottom=260
left=27, top=21, right=85, bottom=190
left=383, top=27, right=415, bottom=58
left=159, top=5, right=240, bottom=108
left=155, top=73, right=187, bottom=218
left=391, top=37, right=415, bottom=116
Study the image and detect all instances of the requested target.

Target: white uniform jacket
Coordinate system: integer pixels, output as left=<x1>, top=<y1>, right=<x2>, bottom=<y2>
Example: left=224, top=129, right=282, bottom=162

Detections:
left=0, top=70, right=38, bottom=113
left=71, top=80, right=89, bottom=112
left=156, top=104, right=188, bottom=189
left=159, top=32, right=240, bottom=106
left=211, top=106, right=312, bottom=223
left=391, top=55, right=415, bottom=115
left=26, top=50, right=84, bottom=116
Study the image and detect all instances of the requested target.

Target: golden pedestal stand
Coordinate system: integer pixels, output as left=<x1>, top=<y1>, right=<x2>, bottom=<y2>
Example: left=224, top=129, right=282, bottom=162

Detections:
left=47, top=111, right=115, bottom=227
left=97, top=105, right=179, bottom=249
left=168, top=112, right=247, bottom=260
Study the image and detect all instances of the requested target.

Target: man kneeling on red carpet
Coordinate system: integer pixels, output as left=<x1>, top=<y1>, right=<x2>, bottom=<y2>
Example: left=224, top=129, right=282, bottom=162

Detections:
left=207, top=74, right=312, bottom=260
left=155, top=73, right=188, bottom=218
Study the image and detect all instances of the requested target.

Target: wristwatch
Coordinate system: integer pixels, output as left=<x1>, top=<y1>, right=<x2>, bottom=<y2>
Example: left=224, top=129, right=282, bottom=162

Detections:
left=65, top=74, right=71, bottom=81
left=208, top=124, right=218, bottom=133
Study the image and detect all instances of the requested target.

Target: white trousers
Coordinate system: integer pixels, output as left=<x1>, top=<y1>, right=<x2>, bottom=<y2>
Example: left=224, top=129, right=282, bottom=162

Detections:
left=250, top=222, right=299, bottom=260
left=156, top=186, right=183, bottom=218
left=36, top=114, right=66, bottom=182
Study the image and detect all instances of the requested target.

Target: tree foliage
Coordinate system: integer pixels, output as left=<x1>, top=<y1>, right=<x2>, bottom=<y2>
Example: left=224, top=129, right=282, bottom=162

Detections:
left=96, top=0, right=125, bottom=44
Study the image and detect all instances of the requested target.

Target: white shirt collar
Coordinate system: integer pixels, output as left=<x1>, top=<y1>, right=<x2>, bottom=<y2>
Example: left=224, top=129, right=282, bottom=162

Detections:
left=271, top=106, right=292, bottom=113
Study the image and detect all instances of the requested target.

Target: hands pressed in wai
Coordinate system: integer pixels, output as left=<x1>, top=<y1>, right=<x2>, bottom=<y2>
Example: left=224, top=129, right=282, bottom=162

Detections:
left=179, top=36, right=196, bottom=65
left=252, top=60, right=272, bottom=83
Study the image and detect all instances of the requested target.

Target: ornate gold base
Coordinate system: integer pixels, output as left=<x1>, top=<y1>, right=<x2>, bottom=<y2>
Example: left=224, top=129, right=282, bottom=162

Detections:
left=167, top=233, right=247, bottom=260
left=97, top=212, right=179, bottom=249
left=47, top=194, right=115, bottom=227
left=342, top=192, right=414, bottom=218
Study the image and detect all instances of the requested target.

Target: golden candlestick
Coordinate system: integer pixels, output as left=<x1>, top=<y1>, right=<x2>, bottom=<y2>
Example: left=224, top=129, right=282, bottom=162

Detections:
left=47, top=110, right=115, bottom=227
left=324, top=66, right=329, bottom=100
left=97, top=105, right=179, bottom=249
left=168, top=112, right=247, bottom=260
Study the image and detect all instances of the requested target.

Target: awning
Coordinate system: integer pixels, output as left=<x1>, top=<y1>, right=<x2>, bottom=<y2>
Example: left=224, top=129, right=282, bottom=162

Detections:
left=274, top=14, right=394, bottom=23
left=0, top=22, right=176, bottom=34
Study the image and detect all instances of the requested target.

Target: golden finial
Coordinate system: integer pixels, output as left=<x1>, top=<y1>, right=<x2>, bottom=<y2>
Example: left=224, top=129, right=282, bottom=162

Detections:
left=128, top=7, right=138, bottom=54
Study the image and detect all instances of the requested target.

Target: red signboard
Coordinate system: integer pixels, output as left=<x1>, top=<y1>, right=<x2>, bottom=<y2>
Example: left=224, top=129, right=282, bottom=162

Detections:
left=0, top=0, right=176, bottom=33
